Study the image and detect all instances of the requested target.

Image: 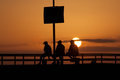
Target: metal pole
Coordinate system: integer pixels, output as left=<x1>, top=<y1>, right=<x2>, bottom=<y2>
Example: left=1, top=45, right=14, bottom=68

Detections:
left=53, top=0, right=55, bottom=54
left=53, top=23, right=55, bottom=54
left=53, top=0, right=55, bottom=7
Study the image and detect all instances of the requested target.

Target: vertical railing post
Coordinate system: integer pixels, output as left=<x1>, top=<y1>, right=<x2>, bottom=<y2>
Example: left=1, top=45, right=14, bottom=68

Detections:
left=40, top=55, right=41, bottom=64
left=14, top=56, right=16, bottom=65
left=34, top=56, right=36, bottom=65
left=101, top=55, right=103, bottom=64
left=95, top=55, right=97, bottom=64
left=82, top=55, right=83, bottom=64
left=1, top=56, right=3, bottom=65
left=23, top=56, right=24, bottom=65
left=115, top=56, right=117, bottom=64
left=95, top=56, right=96, bottom=60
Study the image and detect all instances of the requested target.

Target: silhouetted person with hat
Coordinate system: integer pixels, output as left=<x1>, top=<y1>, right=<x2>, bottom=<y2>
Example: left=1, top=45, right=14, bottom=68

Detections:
left=40, top=41, right=52, bottom=64
left=52, top=40, right=65, bottom=65
left=66, top=40, right=79, bottom=59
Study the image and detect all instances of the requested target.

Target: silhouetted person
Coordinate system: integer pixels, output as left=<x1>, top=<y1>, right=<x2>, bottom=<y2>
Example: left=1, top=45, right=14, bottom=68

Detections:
left=66, top=40, right=79, bottom=58
left=52, top=40, right=65, bottom=65
left=40, top=41, right=52, bottom=64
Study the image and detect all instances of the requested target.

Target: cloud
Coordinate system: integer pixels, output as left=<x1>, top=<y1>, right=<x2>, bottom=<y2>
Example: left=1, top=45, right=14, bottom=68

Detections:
left=81, top=39, right=117, bottom=43
left=79, top=46, right=120, bottom=52
left=0, top=38, right=118, bottom=48
left=62, top=39, right=117, bottom=43
left=0, top=43, right=29, bottom=48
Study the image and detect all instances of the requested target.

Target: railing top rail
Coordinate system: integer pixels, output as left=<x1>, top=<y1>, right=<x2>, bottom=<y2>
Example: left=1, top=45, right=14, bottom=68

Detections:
left=79, top=54, right=120, bottom=56
left=0, top=54, right=42, bottom=56
left=0, top=53, right=120, bottom=56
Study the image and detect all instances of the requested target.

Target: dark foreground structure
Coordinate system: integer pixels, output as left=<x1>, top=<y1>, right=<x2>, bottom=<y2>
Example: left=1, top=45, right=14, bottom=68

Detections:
left=0, top=53, right=120, bottom=72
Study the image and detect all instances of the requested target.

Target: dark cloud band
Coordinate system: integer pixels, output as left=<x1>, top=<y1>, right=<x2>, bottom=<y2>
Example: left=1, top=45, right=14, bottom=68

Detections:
left=62, top=39, right=117, bottom=43
left=0, top=43, right=28, bottom=48
left=79, top=46, right=120, bottom=52
left=81, top=39, right=117, bottom=43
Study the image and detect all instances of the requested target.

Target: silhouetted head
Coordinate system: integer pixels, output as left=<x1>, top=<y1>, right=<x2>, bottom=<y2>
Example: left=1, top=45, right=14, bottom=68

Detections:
left=58, top=40, right=62, bottom=45
left=70, top=40, right=74, bottom=45
left=43, top=41, right=48, bottom=45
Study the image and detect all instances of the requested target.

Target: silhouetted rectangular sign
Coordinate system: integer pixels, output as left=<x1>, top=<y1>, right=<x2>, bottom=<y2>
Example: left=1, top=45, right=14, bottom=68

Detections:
left=44, top=6, right=64, bottom=24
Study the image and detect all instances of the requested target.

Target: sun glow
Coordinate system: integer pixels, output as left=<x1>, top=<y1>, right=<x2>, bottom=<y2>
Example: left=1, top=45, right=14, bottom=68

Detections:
left=72, top=37, right=82, bottom=47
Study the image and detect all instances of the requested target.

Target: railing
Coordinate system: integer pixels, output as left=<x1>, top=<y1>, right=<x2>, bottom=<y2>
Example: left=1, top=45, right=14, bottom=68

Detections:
left=0, top=53, right=120, bottom=65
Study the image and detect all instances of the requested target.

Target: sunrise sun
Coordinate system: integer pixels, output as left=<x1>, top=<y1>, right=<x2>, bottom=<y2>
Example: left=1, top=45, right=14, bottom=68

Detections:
left=72, top=37, right=82, bottom=47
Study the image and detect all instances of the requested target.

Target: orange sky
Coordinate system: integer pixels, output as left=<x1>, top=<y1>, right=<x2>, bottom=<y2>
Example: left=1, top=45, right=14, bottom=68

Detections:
left=0, top=0, right=120, bottom=53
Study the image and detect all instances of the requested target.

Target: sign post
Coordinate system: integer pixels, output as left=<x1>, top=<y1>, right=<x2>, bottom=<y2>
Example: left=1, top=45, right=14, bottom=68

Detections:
left=44, top=0, right=64, bottom=55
